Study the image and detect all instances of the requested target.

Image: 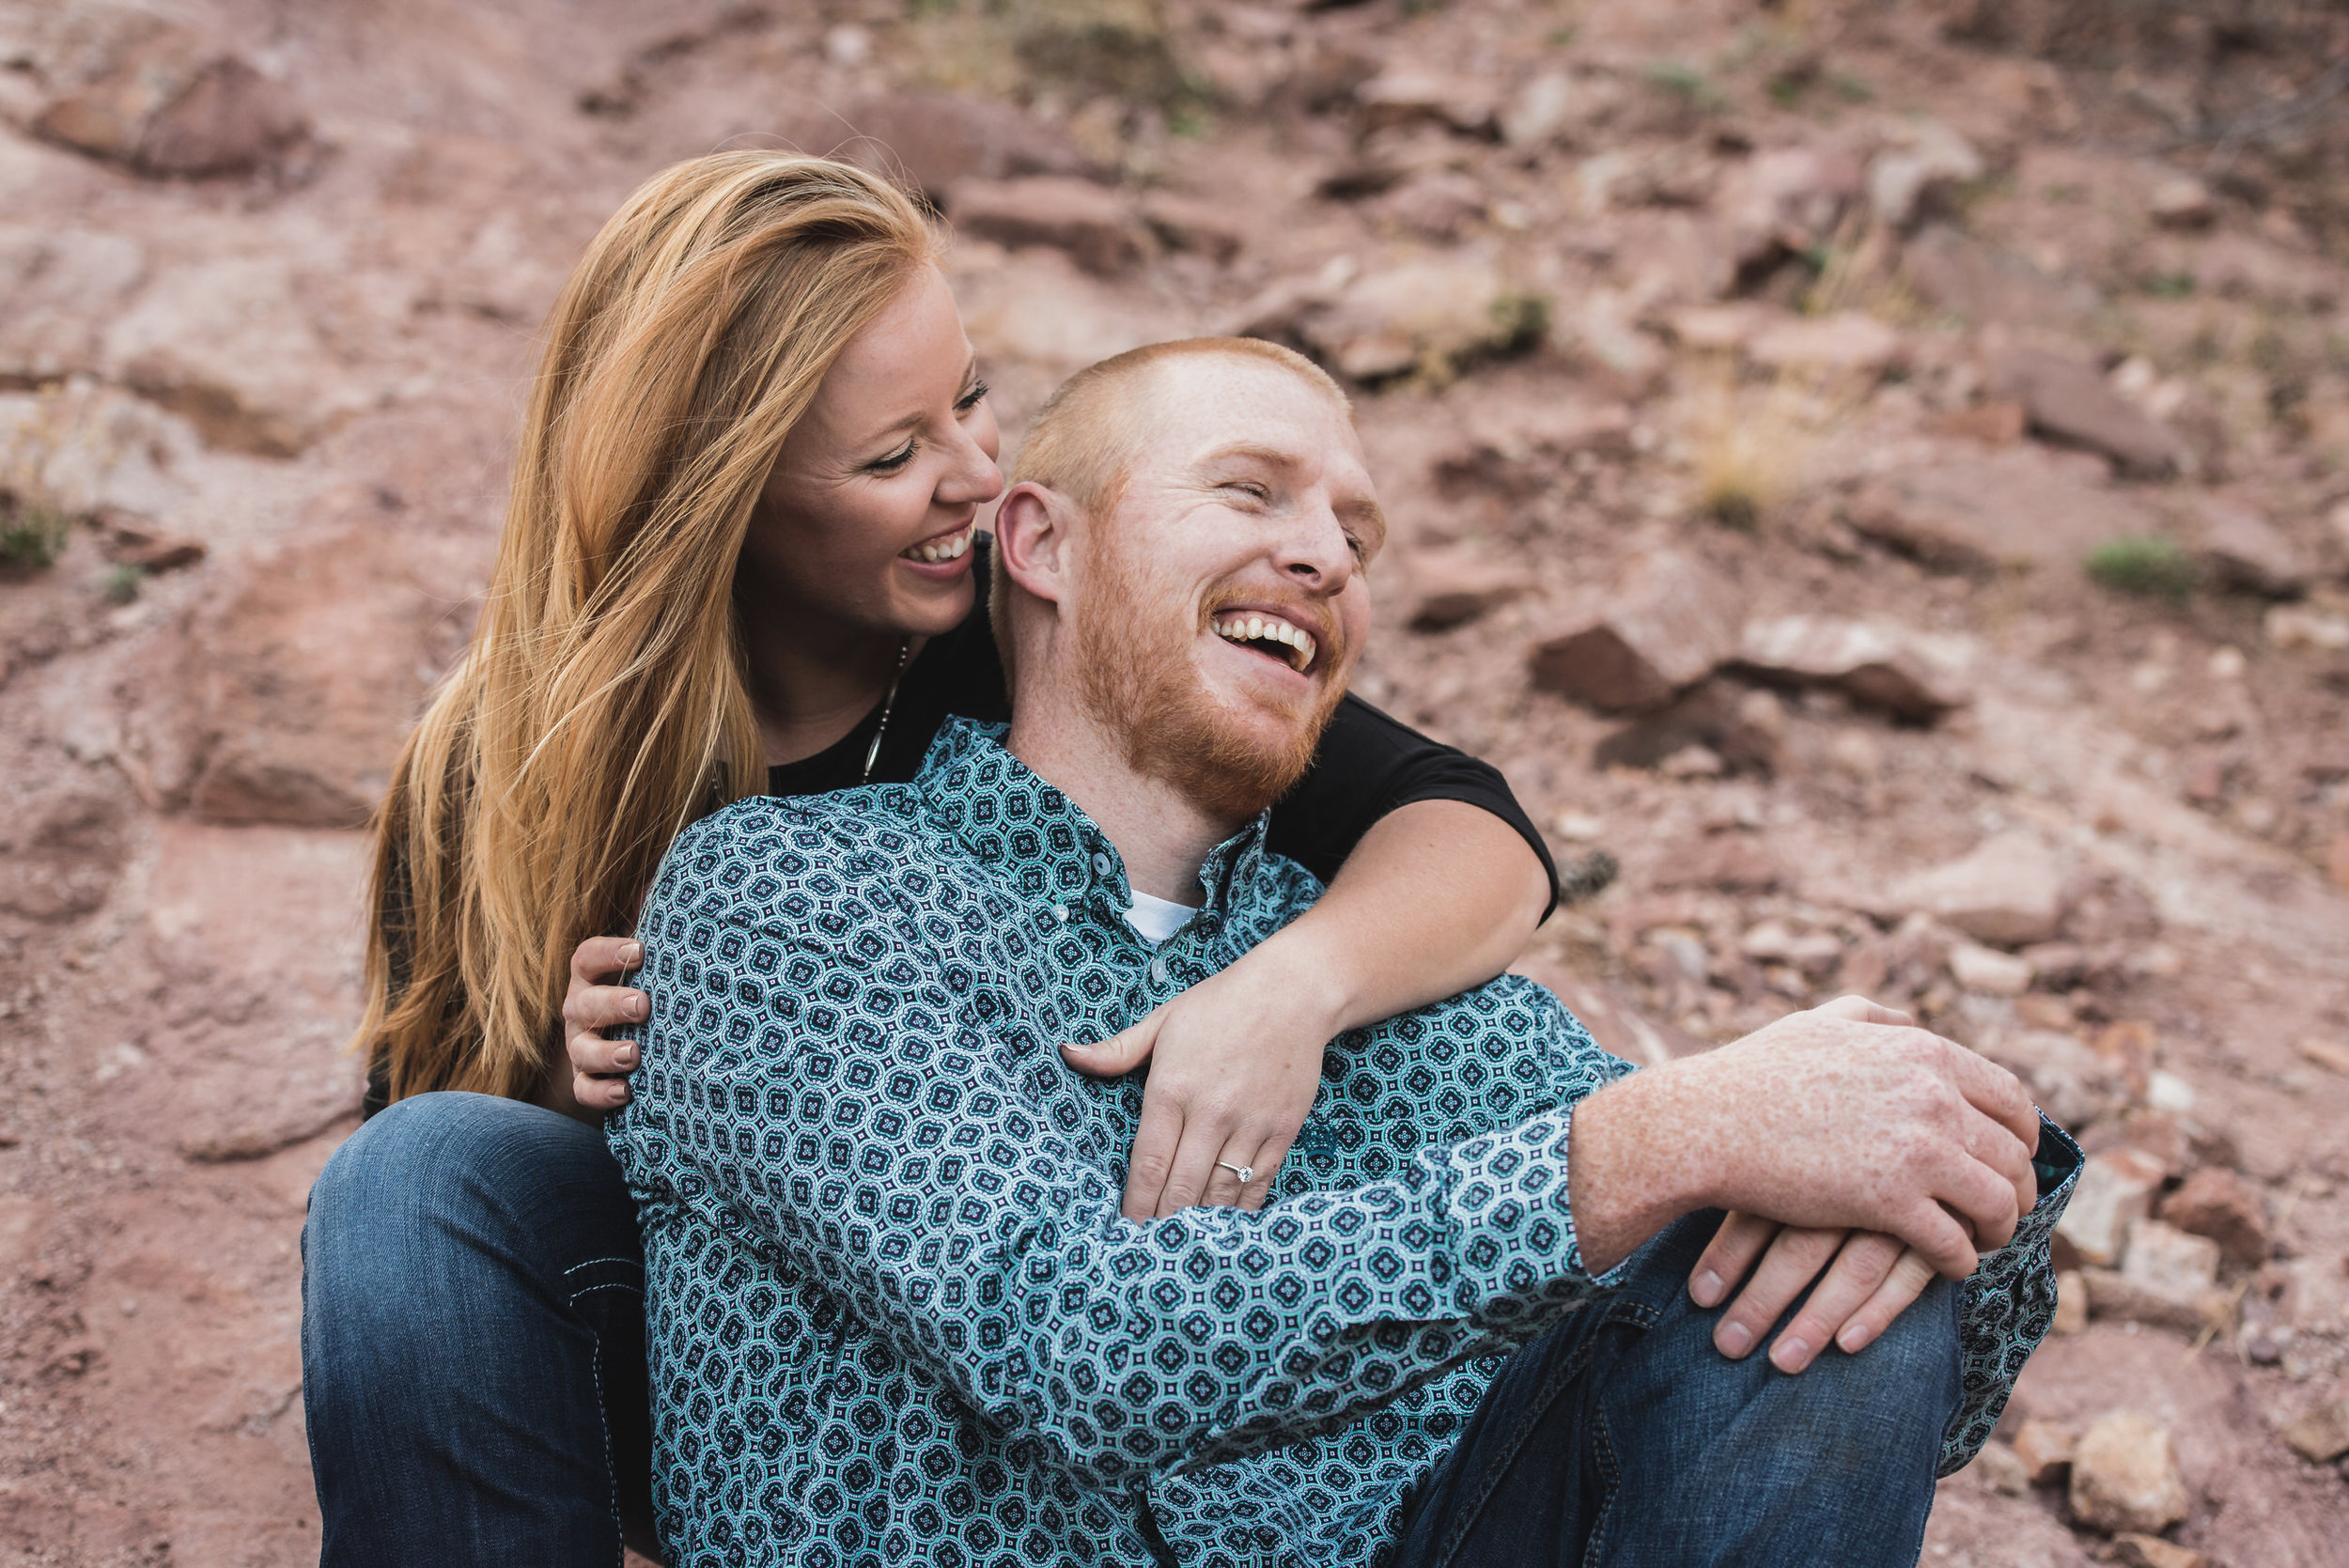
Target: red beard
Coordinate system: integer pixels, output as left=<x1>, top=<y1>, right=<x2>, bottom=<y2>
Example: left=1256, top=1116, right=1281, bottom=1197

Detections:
left=1071, top=544, right=1346, bottom=820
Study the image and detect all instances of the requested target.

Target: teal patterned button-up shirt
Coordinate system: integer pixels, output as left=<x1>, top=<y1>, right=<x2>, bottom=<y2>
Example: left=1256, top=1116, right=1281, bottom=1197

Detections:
left=613, top=721, right=2075, bottom=1567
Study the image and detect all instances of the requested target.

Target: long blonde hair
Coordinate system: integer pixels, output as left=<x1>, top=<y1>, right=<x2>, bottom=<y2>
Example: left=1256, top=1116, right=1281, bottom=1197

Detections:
left=358, top=153, right=939, bottom=1105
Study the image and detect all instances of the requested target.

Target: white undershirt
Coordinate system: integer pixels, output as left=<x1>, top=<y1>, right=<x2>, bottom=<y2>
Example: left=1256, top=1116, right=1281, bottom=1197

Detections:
left=1123, top=888, right=1200, bottom=945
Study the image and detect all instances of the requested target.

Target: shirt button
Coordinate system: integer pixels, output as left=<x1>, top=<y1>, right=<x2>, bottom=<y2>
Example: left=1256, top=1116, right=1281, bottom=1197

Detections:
left=1149, top=957, right=1171, bottom=986
left=1092, top=852, right=1113, bottom=877
left=1052, top=905, right=1069, bottom=924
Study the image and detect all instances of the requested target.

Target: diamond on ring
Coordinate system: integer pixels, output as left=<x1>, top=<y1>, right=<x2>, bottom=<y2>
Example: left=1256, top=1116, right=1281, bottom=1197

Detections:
left=1219, top=1160, right=1254, bottom=1185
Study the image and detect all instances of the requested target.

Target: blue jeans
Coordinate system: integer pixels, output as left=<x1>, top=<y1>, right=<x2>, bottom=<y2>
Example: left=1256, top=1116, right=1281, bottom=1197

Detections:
left=1391, top=1209, right=1960, bottom=1568
left=302, top=1092, right=656, bottom=1565
left=303, top=1096, right=1954, bottom=1567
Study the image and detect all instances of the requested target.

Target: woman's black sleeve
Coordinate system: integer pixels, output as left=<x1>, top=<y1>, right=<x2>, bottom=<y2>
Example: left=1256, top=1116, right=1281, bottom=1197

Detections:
left=1266, top=695, right=1560, bottom=916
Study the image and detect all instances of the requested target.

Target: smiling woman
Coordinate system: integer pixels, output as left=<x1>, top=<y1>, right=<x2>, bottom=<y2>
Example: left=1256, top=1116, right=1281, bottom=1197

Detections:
left=301, top=151, right=1563, bottom=1566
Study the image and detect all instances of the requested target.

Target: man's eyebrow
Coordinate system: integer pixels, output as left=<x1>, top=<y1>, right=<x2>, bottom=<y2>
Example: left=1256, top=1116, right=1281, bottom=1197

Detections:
left=1193, top=441, right=1300, bottom=470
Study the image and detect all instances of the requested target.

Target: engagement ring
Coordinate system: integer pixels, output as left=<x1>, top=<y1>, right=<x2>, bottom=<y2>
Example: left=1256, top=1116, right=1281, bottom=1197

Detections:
left=1218, top=1161, right=1254, bottom=1185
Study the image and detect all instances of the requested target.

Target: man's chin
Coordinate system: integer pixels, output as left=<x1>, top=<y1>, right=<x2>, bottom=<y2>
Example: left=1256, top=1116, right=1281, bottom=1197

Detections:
left=1128, top=686, right=1336, bottom=821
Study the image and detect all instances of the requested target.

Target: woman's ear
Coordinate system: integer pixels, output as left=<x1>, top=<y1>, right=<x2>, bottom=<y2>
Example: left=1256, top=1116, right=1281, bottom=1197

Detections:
left=990, top=481, right=1070, bottom=605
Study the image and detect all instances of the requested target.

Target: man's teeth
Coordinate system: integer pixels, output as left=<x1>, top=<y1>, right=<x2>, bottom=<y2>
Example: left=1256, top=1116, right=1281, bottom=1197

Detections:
left=904, top=527, right=972, bottom=564
left=1212, top=613, right=1316, bottom=672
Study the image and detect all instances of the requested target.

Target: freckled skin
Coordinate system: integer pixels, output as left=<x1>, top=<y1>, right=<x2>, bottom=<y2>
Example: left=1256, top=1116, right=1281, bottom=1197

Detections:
left=1570, top=999, right=2041, bottom=1281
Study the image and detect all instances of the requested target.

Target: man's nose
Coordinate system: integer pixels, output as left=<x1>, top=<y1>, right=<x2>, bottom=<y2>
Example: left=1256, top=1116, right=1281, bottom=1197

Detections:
left=1274, top=501, right=1356, bottom=592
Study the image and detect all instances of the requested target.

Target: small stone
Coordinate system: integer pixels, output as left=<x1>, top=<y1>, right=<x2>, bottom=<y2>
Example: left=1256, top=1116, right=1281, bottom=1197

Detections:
left=1747, top=311, right=1907, bottom=380
left=947, top=178, right=1148, bottom=277
left=2144, top=1069, right=2196, bottom=1114
left=1866, top=116, right=1983, bottom=228
left=1950, top=941, right=2032, bottom=997
left=1735, top=615, right=1968, bottom=721
left=2192, top=498, right=2309, bottom=598
left=1659, top=744, right=1725, bottom=780
left=2159, top=1168, right=2269, bottom=1269
left=2057, top=1149, right=2167, bottom=1268
left=1980, top=1031, right=2123, bottom=1134
left=1529, top=549, right=1745, bottom=714
left=2113, top=1534, right=2205, bottom=1568
left=2302, top=1038, right=2349, bottom=1075
left=2280, top=1399, right=2349, bottom=1464
left=2121, top=1219, right=2220, bottom=1297
left=1824, top=729, right=1884, bottom=783
left=2265, top=605, right=2349, bottom=652
left=1501, top=70, right=1584, bottom=148
left=1890, top=831, right=2066, bottom=946
left=2052, top=1270, right=2090, bottom=1334
left=1987, top=346, right=2187, bottom=478
left=824, top=23, right=872, bottom=65
left=2015, top=1418, right=2077, bottom=1483
left=2082, top=1268, right=2236, bottom=1336
left=1974, top=1439, right=2030, bottom=1496
left=2149, top=175, right=2216, bottom=229
left=1137, top=192, right=1246, bottom=264
left=1400, top=546, right=1523, bottom=631
left=2069, top=1410, right=2189, bottom=1536
left=834, top=92, right=1102, bottom=202
left=2327, top=836, right=2349, bottom=895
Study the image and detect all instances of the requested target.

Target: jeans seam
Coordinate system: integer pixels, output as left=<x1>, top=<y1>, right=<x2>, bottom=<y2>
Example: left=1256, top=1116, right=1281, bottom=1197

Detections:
left=566, top=1255, right=643, bottom=1274
left=1431, top=1320, right=1611, bottom=1568
left=1583, top=1408, right=1623, bottom=1565
left=588, top=1334, right=624, bottom=1568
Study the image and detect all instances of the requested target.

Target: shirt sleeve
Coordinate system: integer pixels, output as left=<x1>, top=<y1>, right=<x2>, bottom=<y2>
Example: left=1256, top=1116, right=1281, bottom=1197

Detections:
left=1268, top=695, right=1562, bottom=916
left=1938, top=1113, right=2082, bottom=1475
left=616, top=823, right=1608, bottom=1494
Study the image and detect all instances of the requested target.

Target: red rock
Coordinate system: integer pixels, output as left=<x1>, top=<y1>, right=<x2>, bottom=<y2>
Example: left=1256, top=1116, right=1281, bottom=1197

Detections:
left=1354, top=73, right=1497, bottom=137
left=2069, top=1410, right=2189, bottom=1535
left=2012, top=1418, right=2077, bottom=1484
left=0, top=225, right=148, bottom=380
left=1890, top=830, right=2066, bottom=945
left=2191, top=497, right=2309, bottom=598
left=1745, top=312, right=1906, bottom=379
left=1530, top=549, right=1745, bottom=714
left=948, top=178, right=1148, bottom=277
left=1986, top=346, right=2188, bottom=477
left=1865, top=117, right=1982, bottom=228
left=121, top=516, right=459, bottom=828
left=1734, top=615, right=1968, bottom=721
left=2056, top=1148, right=2167, bottom=1267
left=834, top=92, right=1102, bottom=201
left=1844, top=446, right=2155, bottom=575
left=1591, top=680, right=1787, bottom=776
left=2159, top=1168, right=2270, bottom=1268
left=2149, top=176, right=2217, bottom=229
left=2281, top=1398, right=2349, bottom=1463
left=32, top=23, right=306, bottom=179
left=1719, top=143, right=1864, bottom=271
left=2114, top=1534, right=2206, bottom=1568
left=1400, top=546, right=1522, bottom=631
left=1138, top=192, right=1244, bottom=263
left=1432, top=403, right=1635, bottom=498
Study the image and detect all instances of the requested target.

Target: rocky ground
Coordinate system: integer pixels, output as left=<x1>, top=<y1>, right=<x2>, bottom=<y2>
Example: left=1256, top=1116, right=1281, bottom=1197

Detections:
left=2, top=0, right=2346, bottom=1563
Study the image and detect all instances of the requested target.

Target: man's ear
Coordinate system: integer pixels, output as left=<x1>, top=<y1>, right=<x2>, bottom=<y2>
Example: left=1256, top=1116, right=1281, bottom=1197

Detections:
left=991, top=481, right=1074, bottom=607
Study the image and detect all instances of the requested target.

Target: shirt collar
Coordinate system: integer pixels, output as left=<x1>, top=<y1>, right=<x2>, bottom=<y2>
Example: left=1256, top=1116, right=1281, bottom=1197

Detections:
left=917, top=719, right=1271, bottom=919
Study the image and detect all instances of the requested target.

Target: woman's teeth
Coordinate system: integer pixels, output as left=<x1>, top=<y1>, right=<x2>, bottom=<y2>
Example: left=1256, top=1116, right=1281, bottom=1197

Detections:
left=1212, top=613, right=1316, bottom=673
left=903, top=526, right=972, bottom=565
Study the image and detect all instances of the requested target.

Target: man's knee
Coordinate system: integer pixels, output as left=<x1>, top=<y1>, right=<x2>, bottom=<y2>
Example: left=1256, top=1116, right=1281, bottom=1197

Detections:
left=1758, top=1277, right=1963, bottom=1467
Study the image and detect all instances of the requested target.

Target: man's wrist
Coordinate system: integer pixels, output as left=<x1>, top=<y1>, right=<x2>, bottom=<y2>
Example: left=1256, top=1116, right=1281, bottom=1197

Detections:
left=1568, top=1067, right=1715, bottom=1275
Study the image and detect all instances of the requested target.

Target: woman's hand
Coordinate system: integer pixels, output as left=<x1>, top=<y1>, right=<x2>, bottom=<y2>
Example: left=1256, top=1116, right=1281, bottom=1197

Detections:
left=564, top=935, right=647, bottom=1113
left=1063, top=946, right=1339, bottom=1219
left=1066, top=799, right=1550, bottom=1219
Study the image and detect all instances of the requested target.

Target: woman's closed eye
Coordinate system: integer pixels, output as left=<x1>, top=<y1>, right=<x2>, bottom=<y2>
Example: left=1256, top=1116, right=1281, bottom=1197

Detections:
left=865, top=438, right=919, bottom=474
left=956, top=379, right=989, bottom=413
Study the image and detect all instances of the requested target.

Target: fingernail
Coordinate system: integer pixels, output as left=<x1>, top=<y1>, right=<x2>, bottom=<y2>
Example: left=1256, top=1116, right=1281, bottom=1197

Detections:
left=616, top=1046, right=637, bottom=1068
left=1691, top=1269, right=1723, bottom=1307
left=630, top=996, right=647, bottom=1019
left=623, top=941, right=643, bottom=964
left=1839, top=1324, right=1872, bottom=1353
left=1718, top=1321, right=1751, bottom=1357
left=1771, top=1336, right=1809, bottom=1373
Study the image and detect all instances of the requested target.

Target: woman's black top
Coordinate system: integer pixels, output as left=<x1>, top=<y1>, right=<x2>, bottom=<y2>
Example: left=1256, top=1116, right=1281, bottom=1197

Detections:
left=776, top=540, right=1557, bottom=898
left=361, top=541, right=1554, bottom=1118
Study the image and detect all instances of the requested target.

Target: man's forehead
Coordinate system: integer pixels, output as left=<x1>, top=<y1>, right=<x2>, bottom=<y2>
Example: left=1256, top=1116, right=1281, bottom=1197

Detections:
left=1139, top=356, right=1364, bottom=474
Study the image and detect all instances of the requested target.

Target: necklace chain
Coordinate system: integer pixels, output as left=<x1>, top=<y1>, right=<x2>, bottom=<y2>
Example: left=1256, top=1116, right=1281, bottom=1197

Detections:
left=860, top=638, right=913, bottom=784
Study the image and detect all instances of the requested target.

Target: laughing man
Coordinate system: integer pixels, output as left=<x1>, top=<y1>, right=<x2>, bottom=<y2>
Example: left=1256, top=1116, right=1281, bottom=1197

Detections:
left=613, top=338, right=2079, bottom=1567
